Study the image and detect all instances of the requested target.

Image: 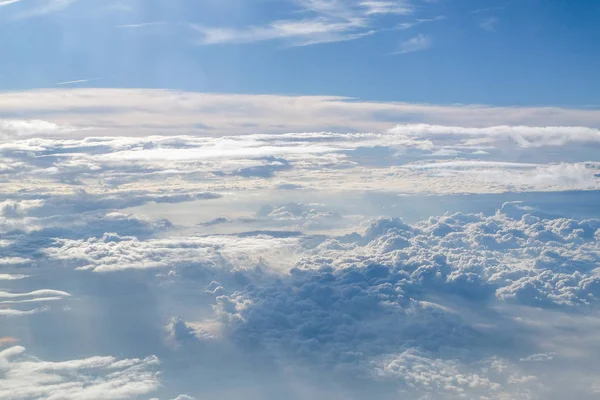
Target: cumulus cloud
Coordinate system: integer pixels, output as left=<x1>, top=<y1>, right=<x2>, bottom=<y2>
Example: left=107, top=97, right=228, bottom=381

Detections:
left=254, top=202, right=347, bottom=230
left=0, top=346, right=160, bottom=400
left=374, top=351, right=541, bottom=399
left=45, top=233, right=303, bottom=273
left=156, top=206, right=600, bottom=397
left=1, top=200, right=44, bottom=218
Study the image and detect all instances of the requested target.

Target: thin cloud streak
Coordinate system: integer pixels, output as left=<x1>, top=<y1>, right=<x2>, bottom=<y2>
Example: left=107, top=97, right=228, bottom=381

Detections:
left=397, top=15, right=446, bottom=30
left=193, top=17, right=369, bottom=46
left=116, top=22, right=166, bottom=29
left=195, top=0, right=416, bottom=46
left=360, top=0, right=413, bottom=15
left=0, top=0, right=21, bottom=6
left=56, top=78, right=101, bottom=86
left=394, top=33, right=432, bottom=54
left=16, top=0, right=79, bottom=17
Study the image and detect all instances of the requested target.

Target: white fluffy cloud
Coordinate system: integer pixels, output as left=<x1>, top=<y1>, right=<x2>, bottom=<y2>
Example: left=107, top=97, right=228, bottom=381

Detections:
left=45, top=233, right=302, bottom=273
left=0, top=119, right=76, bottom=139
left=373, top=351, right=541, bottom=399
left=156, top=206, right=600, bottom=397
left=0, top=346, right=160, bottom=400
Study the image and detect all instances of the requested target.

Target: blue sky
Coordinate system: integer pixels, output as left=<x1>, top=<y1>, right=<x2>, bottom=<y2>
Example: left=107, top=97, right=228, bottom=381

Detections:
left=1, top=0, right=599, bottom=105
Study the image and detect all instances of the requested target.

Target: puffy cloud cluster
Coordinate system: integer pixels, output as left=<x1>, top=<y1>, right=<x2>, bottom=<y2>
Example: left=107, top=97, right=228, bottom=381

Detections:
left=3, top=195, right=600, bottom=397
left=258, top=202, right=340, bottom=221
left=0, top=346, right=160, bottom=400
left=254, top=202, right=347, bottom=231
left=302, top=205, right=600, bottom=308
left=2, top=117, right=600, bottom=399
left=159, top=205, right=600, bottom=397
left=373, top=351, right=541, bottom=400
left=45, top=233, right=303, bottom=273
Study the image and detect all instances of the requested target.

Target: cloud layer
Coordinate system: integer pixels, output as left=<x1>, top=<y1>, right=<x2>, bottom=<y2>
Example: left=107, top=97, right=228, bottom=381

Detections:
left=1, top=98, right=600, bottom=398
left=2, top=89, right=600, bottom=137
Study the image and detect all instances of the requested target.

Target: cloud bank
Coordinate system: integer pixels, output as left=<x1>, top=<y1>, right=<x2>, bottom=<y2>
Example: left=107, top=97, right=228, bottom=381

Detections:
left=1, top=89, right=600, bottom=137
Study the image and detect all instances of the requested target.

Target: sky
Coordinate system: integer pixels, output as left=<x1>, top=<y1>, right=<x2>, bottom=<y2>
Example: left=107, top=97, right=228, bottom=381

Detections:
left=1, top=0, right=600, bottom=105
left=2, top=1, right=600, bottom=400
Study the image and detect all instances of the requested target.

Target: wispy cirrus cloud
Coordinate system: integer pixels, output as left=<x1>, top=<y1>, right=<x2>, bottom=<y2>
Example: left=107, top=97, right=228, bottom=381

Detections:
left=193, top=17, right=371, bottom=46
left=56, top=78, right=101, bottom=86
left=16, top=0, right=79, bottom=17
left=0, top=274, right=29, bottom=281
left=470, top=6, right=504, bottom=14
left=195, top=0, right=414, bottom=46
left=0, top=0, right=21, bottom=6
left=116, top=21, right=166, bottom=29
left=479, top=16, right=499, bottom=31
left=394, top=33, right=432, bottom=54
left=359, top=1, right=413, bottom=15
left=397, top=15, right=446, bottom=30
